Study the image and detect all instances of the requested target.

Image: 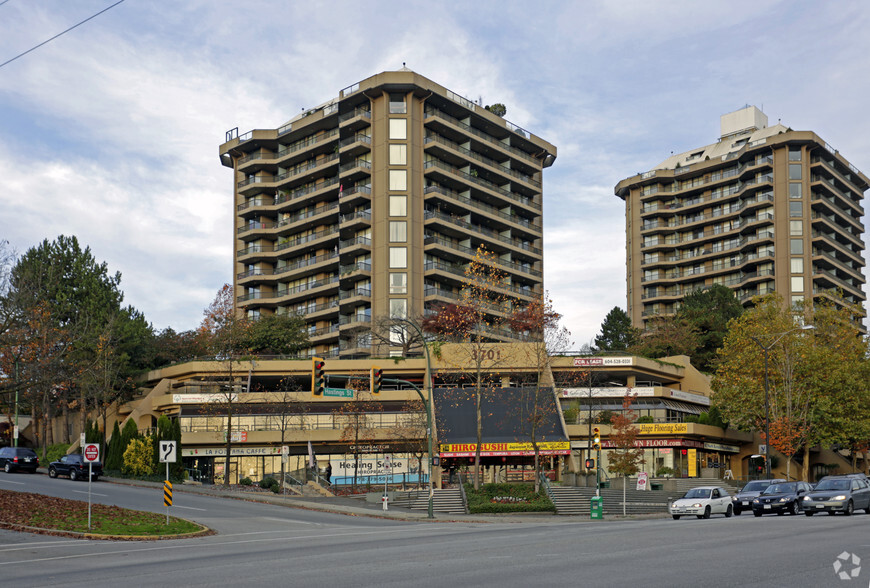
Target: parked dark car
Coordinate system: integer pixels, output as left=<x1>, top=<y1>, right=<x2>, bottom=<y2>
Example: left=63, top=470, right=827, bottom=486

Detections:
left=0, top=446, right=39, bottom=473
left=802, top=474, right=870, bottom=516
left=48, top=454, right=103, bottom=481
left=751, top=481, right=813, bottom=516
left=731, top=479, right=785, bottom=515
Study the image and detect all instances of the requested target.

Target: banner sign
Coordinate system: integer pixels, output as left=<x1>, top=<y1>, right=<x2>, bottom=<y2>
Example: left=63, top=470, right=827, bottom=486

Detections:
left=637, top=423, right=688, bottom=435
left=573, top=357, right=633, bottom=367
left=703, top=442, right=740, bottom=453
left=688, top=448, right=698, bottom=477
left=601, top=438, right=704, bottom=449
left=561, top=387, right=655, bottom=398
left=439, top=441, right=570, bottom=457
left=173, top=393, right=238, bottom=404
left=669, top=389, right=711, bottom=406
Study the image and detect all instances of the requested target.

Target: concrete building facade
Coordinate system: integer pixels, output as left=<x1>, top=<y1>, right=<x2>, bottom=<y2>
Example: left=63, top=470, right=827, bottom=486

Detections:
left=615, top=106, right=868, bottom=327
left=219, top=69, right=556, bottom=358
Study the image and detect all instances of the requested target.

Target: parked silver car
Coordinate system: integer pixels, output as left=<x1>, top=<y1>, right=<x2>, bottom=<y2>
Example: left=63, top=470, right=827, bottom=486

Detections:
left=802, top=474, right=870, bottom=516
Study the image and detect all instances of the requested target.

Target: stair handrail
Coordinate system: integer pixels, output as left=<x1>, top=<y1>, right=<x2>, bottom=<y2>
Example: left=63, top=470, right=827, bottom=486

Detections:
left=283, top=471, right=304, bottom=488
left=539, top=472, right=555, bottom=502
left=457, top=472, right=469, bottom=514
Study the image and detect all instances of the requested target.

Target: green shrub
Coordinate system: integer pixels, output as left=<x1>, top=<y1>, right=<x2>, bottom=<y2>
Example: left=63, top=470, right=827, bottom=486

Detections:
left=636, top=415, right=654, bottom=424
left=271, top=483, right=280, bottom=493
left=40, top=443, right=71, bottom=465
left=259, top=477, right=276, bottom=489
left=240, top=477, right=253, bottom=486
left=122, top=436, right=154, bottom=477
left=464, top=482, right=555, bottom=514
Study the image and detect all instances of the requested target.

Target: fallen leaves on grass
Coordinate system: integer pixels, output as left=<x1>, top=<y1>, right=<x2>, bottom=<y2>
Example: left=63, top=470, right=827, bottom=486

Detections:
left=0, top=489, right=206, bottom=537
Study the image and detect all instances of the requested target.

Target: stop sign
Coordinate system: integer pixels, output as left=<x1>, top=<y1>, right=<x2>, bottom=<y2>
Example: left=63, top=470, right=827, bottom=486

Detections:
left=83, top=443, right=100, bottom=462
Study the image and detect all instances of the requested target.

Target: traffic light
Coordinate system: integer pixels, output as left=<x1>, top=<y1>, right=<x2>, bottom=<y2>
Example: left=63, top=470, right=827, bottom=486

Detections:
left=592, top=427, right=601, bottom=451
left=311, top=357, right=325, bottom=396
left=585, top=458, right=595, bottom=469
left=370, top=367, right=383, bottom=395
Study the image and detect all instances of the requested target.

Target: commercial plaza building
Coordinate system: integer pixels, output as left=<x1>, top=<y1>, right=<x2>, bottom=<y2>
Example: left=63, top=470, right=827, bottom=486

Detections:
left=120, top=345, right=771, bottom=486
left=218, top=69, right=556, bottom=358
left=615, top=106, right=868, bottom=328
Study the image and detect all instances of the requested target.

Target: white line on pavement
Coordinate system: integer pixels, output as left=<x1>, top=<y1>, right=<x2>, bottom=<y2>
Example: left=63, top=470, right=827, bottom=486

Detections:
left=72, top=490, right=108, bottom=497
left=172, top=505, right=207, bottom=511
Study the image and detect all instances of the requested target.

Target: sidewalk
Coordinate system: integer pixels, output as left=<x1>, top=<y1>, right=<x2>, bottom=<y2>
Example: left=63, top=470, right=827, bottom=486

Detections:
left=102, top=476, right=668, bottom=524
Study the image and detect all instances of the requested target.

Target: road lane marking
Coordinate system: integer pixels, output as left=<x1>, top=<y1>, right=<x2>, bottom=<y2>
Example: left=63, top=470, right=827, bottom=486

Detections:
left=259, top=517, right=317, bottom=525
left=0, top=526, right=463, bottom=566
left=0, top=479, right=25, bottom=485
left=172, top=505, right=207, bottom=511
left=73, top=490, right=108, bottom=497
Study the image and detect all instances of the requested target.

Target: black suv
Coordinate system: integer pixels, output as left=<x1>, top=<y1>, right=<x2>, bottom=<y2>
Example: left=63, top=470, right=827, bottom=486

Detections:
left=802, top=473, right=870, bottom=516
left=0, top=446, right=40, bottom=473
left=48, top=454, right=103, bottom=481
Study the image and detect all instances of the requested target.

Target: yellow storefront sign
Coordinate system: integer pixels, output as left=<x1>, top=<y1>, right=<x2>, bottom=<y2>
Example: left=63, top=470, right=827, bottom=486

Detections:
left=688, top=448, right=697, bottom=477
left=440, top=441, right=570, bottom=453
left=637, top=423, right=688, bottom=435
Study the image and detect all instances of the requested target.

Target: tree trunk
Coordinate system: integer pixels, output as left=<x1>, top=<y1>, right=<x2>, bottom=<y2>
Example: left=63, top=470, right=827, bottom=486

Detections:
left=475, top=386, right=482, bottom=490
left=62, top=399, right=71, bottom=444
left=801, top=441, right=811, bottom=482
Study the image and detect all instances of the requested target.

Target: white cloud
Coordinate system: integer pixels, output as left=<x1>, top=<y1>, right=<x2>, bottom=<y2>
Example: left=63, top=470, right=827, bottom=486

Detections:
left=1, top=0, right=868, bottom=340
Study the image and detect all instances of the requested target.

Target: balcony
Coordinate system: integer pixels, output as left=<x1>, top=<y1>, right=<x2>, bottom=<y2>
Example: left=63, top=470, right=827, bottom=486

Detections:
left=423, top=209, right=540, bottom=258
left=275, top=277, right=340, bottom=301
left=424, top=233, right=541, bottom=278
left=423, top=107, right=540, bottom=168
left=274, top=252, right=339, bottom=278
left=423, top=160, right=539, bottom=211
left=275, top=227, right=339, bottom=254
left=424, top=133, right=540, bottom=188
left=423, top=259, right=537, bottom=300
left=423, top=185, right=540, bottom=236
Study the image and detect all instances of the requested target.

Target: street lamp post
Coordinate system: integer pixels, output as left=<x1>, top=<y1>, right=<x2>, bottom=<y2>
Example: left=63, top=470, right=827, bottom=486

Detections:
left=749, top=325, right=814, bottom=479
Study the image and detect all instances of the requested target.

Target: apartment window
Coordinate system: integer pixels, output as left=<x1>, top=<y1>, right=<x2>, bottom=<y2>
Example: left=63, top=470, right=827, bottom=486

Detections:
left=789, top=164, right=802, bottom=180
left=389, top=298, right=408, bottom=319
left=790, top=220, right=803, bottom=236
left=389, top=119, right=407, bottom=140
left=789, top=201, right=802, bottom=217
left=389, top=272, right=407, bottom=294
left=790, top=239, right=803, bottom=255
left=791, top=257, right=804, bottom=274
left=389, top=169, right=407, bottom=191
left=389, top=144, right=407, bottom=165
left=789, top=183, right=802, bottom=198
left=790, top=276, right=805, bottom=292
left=791, top=295, right=805, bottom=308
left=389, top=94, right=406, bottom=114
left=389, top=247, right=407, bottom=268
left=789, top=148, right=802, bottom=161
left=389, top=195, right=407, bottom=216
left=389, top=221, right=407, bottom=242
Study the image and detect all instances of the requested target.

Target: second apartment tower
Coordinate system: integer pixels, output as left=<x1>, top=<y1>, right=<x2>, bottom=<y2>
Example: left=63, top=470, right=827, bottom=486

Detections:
left=219, top=69, right=557, bottom=358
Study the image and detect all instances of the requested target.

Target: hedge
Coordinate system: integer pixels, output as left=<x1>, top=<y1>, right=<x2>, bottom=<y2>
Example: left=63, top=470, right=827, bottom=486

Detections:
left=464, top=482, right=556, bottom=514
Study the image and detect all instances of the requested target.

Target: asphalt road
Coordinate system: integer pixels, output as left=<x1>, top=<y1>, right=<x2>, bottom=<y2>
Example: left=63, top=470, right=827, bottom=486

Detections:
left=2, top=473, right=869, bottom=587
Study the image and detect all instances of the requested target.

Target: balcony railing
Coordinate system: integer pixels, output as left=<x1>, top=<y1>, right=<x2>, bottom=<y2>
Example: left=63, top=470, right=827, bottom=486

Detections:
left=423, top=185, right=540, bottom=232
left=423, top=160, right=539, bottom=210
left=276, top=177, right=340, bottom=205
left=424, top=133, right=540, bottom=187
left=276, top=276, right=340, bottom=298
left=424, top=233, right=541, bottom=277
left=275, top=227, right=339, bottom=251
left=424, top=107, right=539, bottom=166
left=423, top=260, right=538, bottom=298
left=423, top=209, right=540, bottom=255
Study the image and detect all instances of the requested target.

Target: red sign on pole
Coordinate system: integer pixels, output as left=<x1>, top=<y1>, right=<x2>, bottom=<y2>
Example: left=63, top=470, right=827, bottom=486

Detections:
left=84, top=443, right=100, bottom=462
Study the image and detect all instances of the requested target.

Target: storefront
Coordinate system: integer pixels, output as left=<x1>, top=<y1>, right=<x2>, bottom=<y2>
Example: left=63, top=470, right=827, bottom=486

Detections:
left=593, top=437, right=740, bottom=478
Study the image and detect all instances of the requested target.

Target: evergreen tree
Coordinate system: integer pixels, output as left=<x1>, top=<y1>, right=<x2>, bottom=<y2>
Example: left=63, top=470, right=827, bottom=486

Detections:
left=594, top=307, right=639, bottom=352
left=106, top=421, right=122, bottom=470
left=677, top=285, right=743, bottom=372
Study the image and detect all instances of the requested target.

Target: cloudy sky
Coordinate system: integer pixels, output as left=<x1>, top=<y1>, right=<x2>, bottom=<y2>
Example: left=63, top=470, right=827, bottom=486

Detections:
left=1, top=1, right=868, bottom=346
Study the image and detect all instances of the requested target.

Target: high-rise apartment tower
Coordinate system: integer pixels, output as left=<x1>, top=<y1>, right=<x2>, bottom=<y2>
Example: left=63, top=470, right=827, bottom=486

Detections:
left=219, top=69, right=556, bottom=358
left=615, top=106, right=868, bottom=327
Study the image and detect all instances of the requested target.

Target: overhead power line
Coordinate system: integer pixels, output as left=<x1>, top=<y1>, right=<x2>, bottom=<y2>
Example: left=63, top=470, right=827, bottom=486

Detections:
left=0, top=0, right=125, bottom=70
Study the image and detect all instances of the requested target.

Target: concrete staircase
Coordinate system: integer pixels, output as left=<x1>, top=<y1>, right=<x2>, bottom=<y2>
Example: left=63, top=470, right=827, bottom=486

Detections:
left=391, top=487, right=467, bottom=514
left=547, top=486, right=671, bottom=516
